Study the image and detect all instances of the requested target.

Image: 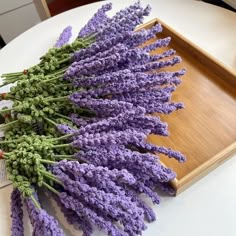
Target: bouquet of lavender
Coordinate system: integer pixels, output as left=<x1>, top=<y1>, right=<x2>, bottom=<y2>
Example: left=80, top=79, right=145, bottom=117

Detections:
left=0, top=2, right=186, bottom=236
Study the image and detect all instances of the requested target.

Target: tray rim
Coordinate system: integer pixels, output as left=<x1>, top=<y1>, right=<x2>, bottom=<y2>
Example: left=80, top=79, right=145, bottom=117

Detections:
left=137, top=18, right=236, bottom=195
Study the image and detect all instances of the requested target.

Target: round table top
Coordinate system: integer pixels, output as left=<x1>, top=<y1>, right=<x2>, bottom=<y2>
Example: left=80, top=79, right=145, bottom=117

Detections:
left=0, top=1, right=236, bottom=236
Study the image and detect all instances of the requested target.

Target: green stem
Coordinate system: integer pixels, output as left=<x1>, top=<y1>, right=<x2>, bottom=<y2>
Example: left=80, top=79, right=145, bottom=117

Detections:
left=46, top=96, right=68, bottom=102
left=58, top=57, right=70, bottom=64
left=52, top=143, right=71, bottom=149
left=0, top=140, right=15, bottom=144
left=42, top=75, right=63, bottom=83
left=42, top=182, right=60, bottom=195
left=46, top=67, right=67, bottom=77
left=0, top=120, right=18, bottom=128
left=54, top=154, right=74, bottom=159
left=30, top=195, right=41, bottom=209
left=54, top=113, right=71, bottom=120
left=40, top=159, right=57, bottom=164
left=1, top=72, right=22, bottom=77
left=51, top=133, right=74, bottom=141
left=0, top=107, right=14, bottom=113
left=0, top=82, right=12, bottom=88
left=43, top=117, right=57, bottom=126
left=40, top=170, right=62, bottom=184
left=40, top=169, right=56, bottom=177
left=83, top=33, right=96, bottom=42
left=4, top=77, right=18, bottom=82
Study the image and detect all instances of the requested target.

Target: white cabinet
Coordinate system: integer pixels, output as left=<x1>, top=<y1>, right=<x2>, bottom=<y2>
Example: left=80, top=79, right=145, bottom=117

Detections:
left=0, top=1, right=42, bottom=43
left=0, top=0, right=33, bottom=14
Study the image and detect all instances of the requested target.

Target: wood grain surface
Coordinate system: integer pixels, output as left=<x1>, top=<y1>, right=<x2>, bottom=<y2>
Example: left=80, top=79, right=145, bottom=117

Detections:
left=138, top=19, right=236, bottom=194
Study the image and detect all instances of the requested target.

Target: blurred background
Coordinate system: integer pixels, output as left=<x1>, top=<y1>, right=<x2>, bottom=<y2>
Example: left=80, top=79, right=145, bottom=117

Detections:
left=0, top=0, right=235, bottom=49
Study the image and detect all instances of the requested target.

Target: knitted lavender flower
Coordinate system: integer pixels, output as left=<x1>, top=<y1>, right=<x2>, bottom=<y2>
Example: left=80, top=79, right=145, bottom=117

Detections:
left=143, top=37, right=171, bottom=52
left=74, top=73, right=179, bottom=99
left=54, top=26, right=72, bottom=48
left=97, top=3, right=151, bottom=40
left=53, top=161, right=147, bottom=235
left=59, top=192, right=128, bottom=236
left=112, top=87, right=184, bottom=114
left=11, top=189, right=24, bottom=236
left=70, top=113, right=101, bottom=127
left=135, top=141, right=186, bottom=162
left=25, top=194, right=64, bottom=236
left=69, top=96, right=134, bottom=117
left=78, top=3, right=112, bottom=37
left=72, top=43, right=128, bottom=67
left=65, top=47, right=149, bottom=79
left=56, top=123, right=78, bottom=135
left=77, top=107, right=168, bottom=136
left=75, top=145, right=175, bottom=184
left=71, top=129, right=146, bottom=149
left=131, top=56, right=182, bottom=73
left=73, top=23, right=162, bottom=61
left=125, top=23, right=163, bottom=48
left=53, top=195, right=93, bottom=236
left=73, top=65, right=180, bottom=88
left=72, top=69, right=137, bottom=88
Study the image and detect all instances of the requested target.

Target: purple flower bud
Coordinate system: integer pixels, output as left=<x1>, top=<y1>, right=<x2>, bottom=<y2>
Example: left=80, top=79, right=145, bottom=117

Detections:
left=69, top=96, right=134, bottom=117
left=55, top=26, right=72, bottom=48
left=78, top=3, right=112, bottom=37
left=25, top=194, right=64, bottom=236
left=54, top=161, right=147, bottom=235
left=11, top=189, right=24, bottom=236
left=143, top=37, right=171, bottom=52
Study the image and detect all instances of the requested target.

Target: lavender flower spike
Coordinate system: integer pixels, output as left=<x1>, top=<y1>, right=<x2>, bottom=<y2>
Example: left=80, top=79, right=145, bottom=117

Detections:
left=55, top=26, right=72, bottom=48
left=11, top=189, right=24, bottom=236
left=78, top=3, right=112, bottom=37
left=25, top=194, right=64, bottom=236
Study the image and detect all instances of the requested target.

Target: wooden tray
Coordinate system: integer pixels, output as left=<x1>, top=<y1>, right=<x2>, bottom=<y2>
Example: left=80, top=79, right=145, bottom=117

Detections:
left=137, top=19, right=236, bottom=195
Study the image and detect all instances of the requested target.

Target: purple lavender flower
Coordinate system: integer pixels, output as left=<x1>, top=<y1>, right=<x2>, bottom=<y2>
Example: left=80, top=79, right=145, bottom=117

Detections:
left=11, top=189, right=24, bottom=236
left=78, top=3, right=112, bottom=37
left=131, top=56, right=182, bottom=73
left=96, top=2, right=151, bottom=40
left=75, top=145, right=175, bottom=184
left=112, top=87, right=173, bottom=106
left=69, top=96, right=134, bottom=117
left=54, top=161, right=147, bottom=235
left=73, top=73, right=179, bottom=99
left=77, top=107, right=167, bottom=136
left=59, top=192, right=128, bottom=236
left=56, top=123, right=78, bottom=135
left=73, top=66, right=181, bottom=88
left=73, top=23, right=162, bottom=61
left=53, top=195, right=93, bottom=236
left=111, top=87, right=184, bottom=114
left=150, top=49, right=176, bottom=61
left=134, top=141, right=186, bottom=162
left=72, top=69, right=136, bottom=88
left=70, top=113, right=101, bottom=127
left=25, top=194, right=64, bottom=236
left=144, top=101, right=184, bottom=114
left=71, top=129, right=146, bottom=149
left=125, top=23, right=163, bottom=48
left=125, top=189, right=156, bottom=222
left=73, top=43, right=128, bottom=66
left=65, top=47, right=149, bottom=79
left=55, top=26, right=72, bottom=48
left=143, top=37, right=171, bottom=52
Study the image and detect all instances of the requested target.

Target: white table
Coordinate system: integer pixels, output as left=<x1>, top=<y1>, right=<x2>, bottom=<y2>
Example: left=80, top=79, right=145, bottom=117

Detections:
left=0, top=0, right=236, bottom=235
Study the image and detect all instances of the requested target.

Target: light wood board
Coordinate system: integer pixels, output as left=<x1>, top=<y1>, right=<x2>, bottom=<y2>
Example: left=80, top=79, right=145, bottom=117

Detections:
left=137, top=19, right=236, bottom=195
